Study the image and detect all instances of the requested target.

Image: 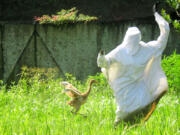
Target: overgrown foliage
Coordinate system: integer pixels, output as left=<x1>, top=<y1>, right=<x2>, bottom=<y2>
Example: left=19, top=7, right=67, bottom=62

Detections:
left=162, top=51, right=180, bottom=93
left=162, top=0, right=180, bottom=32
left=34, top=7, right=98, bottom=25
left=0, top=53, right=179, bottom=134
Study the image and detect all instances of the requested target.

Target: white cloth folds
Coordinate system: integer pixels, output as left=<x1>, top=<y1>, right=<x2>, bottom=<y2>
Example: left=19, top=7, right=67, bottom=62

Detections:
left=97, top=12, right=170, bottom=121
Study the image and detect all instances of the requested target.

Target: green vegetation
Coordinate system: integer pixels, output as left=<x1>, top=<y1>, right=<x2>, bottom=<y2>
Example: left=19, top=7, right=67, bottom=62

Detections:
left=162, top=51, right=180, bottom=93
left=0, top=53, right=179, bottom=134
left=162, top=0, right=180, bottom=32
left=34, top=7, right=98, bottom=25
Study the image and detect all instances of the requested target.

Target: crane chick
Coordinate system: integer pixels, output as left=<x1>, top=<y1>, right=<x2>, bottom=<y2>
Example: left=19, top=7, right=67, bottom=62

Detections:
left=61, top=79, right=97, bottom=114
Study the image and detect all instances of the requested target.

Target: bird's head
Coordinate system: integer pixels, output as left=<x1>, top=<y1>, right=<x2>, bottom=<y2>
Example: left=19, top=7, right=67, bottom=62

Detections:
left=60, top=81, right=71, bottom=94
left=60, top=81, right=70, bottom=86
left=97, top=50, right=106, bottom=67
left=99, top=50, right=105, bottom=55
left=89, top=79, right=98, bottom=85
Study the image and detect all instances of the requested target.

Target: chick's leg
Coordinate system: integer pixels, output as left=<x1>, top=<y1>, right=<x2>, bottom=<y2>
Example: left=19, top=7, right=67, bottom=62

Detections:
left=72, top=106, right=80, bottom=114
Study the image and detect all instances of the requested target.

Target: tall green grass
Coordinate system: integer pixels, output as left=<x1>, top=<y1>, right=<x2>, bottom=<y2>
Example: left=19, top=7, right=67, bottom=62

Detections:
left=162, top=51, right=180, bottom=93
left=0, top=53, right=179, bottom=135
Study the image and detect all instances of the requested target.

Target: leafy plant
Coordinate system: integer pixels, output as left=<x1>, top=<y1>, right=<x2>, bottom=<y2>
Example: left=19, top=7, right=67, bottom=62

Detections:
left=162, top=51, right=180, bottom=93
left=34, top=7, right=98, bottom=25
left=0, top=53, right=179, bottom=134
left=0, top=64, right=179, bottom=134
left=161, top=0, right=180, bottom=32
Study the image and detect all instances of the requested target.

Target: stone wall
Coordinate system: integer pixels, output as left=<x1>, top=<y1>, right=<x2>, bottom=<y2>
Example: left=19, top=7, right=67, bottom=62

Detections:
left=0, top=22, right=179, bottom=82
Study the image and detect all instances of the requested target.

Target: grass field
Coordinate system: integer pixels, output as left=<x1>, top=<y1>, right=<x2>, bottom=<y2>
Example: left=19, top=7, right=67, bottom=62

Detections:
left=0, top=74, right=179, bottom=135
left=0, top=53, right=179, bottom=135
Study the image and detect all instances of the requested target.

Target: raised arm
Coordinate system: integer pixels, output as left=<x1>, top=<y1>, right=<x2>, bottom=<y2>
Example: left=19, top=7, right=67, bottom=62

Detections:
left=145, top=12, right=170, bottom=57
left=155, top=12, right=169, bottom=40
left=149, top=12, right=170, bottom=51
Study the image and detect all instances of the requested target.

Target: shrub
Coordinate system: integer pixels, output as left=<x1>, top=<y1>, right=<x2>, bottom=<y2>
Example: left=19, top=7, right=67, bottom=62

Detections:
left=162, top=0, right=180, bottom=32
left=162, top=51, right=180, bottom=93
left=34, top=7, right=98, bottom=25
left=3, top=52, right=179, bottom=94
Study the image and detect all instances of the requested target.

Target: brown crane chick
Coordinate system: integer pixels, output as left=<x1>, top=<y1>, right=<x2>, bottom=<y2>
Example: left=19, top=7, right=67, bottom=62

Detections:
left=61, top=79, right=97, bottom=114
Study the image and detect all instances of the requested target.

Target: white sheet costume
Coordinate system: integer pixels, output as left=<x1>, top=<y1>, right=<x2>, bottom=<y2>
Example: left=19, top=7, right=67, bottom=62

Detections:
left=97, top=12, right=170, bottom=123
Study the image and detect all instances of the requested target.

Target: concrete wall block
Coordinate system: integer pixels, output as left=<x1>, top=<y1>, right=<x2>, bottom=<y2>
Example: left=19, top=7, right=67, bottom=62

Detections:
left=137, top=24, right=154, bottom=42
left=3, top=24, right=34, bottom=81
left=100, top=24, right=125, bottom=54
left=0, top=22, right=179, bottom=81
left=4, top=36, right=36, bottom=83
left=18, top=36, right=36, bottom=67
left=100, top=22, right=155, bottom=54
left=14, top=37, right=36, bottom=81
left=165, top=29, right=180, bottom=55
left=72, top=24, right=99, bottom=79
left=36, top=35, right=57, bottom=68
left=37, top=24, right=98, bottom=79
left=0, top=25, right=2, bottom=80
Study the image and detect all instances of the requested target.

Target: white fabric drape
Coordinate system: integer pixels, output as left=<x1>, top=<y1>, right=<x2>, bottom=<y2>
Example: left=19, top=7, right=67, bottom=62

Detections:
left=97, top=12, right=170, bottom=121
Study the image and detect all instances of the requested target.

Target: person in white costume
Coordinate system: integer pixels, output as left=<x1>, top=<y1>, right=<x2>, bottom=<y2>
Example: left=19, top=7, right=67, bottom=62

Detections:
left=97, top=11, right=170, bottom=126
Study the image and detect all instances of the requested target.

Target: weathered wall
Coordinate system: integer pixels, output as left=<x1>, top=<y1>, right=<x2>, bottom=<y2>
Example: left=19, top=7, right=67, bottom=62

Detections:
left=0, top=22, right=179, bottom=82
left=3, top=24, right=34, bottom=82
left=0, top=25, right=3, bottom=80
